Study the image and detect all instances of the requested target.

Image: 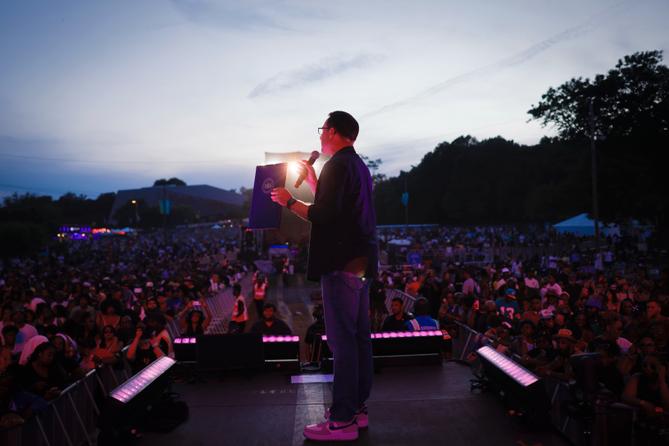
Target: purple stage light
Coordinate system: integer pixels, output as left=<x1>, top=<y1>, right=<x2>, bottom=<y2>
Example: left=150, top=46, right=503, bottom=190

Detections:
left=262, top=335, right=300, bottom=343
left=110, top=356, right=176, bottom=403
left=476, top=345, right=538, bottom=387
left=324, top=330, right=443, bottom=341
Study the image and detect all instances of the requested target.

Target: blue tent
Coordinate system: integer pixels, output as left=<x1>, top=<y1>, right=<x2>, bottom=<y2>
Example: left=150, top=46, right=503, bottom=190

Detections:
left=553, top=213, right=595, bottom=236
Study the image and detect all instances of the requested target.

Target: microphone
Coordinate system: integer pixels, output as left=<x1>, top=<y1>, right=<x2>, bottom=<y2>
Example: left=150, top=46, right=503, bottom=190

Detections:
left=294, top=151, right=320, bottom=188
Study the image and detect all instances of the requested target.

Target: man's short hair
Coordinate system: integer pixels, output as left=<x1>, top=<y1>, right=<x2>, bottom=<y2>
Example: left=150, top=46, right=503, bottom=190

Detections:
left=327, top=111, right=359, bottom=141
left=413, top=298, right=430, bottom=316
left=263, top=302, right=276, bottom=311
left=391, top=297, right=403, bottom=305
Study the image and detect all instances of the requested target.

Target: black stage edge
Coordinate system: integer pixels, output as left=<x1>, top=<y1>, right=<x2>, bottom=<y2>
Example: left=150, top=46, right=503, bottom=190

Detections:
left=141, top=362, right=569, bottom=446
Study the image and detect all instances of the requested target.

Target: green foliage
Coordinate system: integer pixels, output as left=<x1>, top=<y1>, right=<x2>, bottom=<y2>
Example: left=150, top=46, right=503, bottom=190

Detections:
left=154, top=177, right=187, bottom=186
left=0, top=192, right=117, bottom=256
left=239, top=186, right=253, bottom=217
left=374, top=137, right=590, bottom=225
left=360, top=154, right=387, bottom=186
left=0, top=221, right=48, bottom=258
left=112, top=199, right=197, bottom=228
left=0, top=193, right=61, bottom=228
left=374, top=50, right=668, bottom=232
left=528, top=51, right=669, bottom=140
left=527, top=50, right=669, bottom=232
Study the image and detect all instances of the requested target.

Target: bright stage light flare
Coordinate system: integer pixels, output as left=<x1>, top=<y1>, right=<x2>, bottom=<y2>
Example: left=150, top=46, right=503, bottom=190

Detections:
left=288, top=161, right=301, bottom=176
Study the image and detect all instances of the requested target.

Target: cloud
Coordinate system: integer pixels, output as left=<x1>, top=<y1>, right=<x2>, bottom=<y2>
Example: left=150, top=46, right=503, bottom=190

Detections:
left=249, top=53, right=385, bottom=98
left=363, top=0, right=631, bottom=118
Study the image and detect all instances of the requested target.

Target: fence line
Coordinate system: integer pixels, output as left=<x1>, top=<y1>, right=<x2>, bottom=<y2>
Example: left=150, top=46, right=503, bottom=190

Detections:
left=0, top=348, right=132, bottom=446
left=204, top=274, right=252, bottom=334
left=446, top=321, right=638, bottom=445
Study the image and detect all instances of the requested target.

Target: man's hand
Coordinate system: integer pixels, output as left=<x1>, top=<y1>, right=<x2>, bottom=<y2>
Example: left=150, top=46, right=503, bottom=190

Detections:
left=44, top=387, right=61, bottom=401
left=270, top=188, right=292, bottom=207
left=296, top=160, right=317, bottom=192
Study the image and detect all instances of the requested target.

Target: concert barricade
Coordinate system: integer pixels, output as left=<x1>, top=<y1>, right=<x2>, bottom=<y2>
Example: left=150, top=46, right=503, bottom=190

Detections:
left=0, top=348, right=132, bottom=446
left=450, top=321, right=639, bottom=445
left=203, top=274, right=251, bottom=334
left=450, top=321, right=493, bottom=362
left=2, top=368, right=104, bottom=446
left=384, top=288, right=416, bottom=314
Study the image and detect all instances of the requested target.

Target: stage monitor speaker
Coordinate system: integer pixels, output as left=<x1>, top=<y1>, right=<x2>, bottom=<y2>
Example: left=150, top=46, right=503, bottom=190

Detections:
left=99, top=357, right=178, bottom=445
left=476, top=345, right=549, bottom=424
left=174, top=336, right=198, bottom=362
left=196, top=334, right=264, bottom=371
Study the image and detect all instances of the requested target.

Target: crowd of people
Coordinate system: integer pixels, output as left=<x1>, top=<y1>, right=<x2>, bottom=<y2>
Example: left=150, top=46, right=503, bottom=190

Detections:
left=2, top=221, right=667, bottom=436
left=370, top=224, right=669, bottom=434
left=0, top=227, right=247, bottom=428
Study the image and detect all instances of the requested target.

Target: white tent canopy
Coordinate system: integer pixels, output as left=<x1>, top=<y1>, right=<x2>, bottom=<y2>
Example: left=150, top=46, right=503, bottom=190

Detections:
left=388, top=238, right=412, bottom=246
left=553, top=213, right=595, bottom=236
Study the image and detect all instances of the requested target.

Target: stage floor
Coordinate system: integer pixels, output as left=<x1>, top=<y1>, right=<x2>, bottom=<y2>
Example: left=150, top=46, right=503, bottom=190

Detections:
left=141, top=361, right=569, bottom=446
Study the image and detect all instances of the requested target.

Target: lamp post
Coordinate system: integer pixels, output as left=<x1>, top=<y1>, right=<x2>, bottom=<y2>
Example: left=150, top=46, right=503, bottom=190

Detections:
left=131, top=199, right=138, bottom=226
left=588, top=98, right=600, bottom=252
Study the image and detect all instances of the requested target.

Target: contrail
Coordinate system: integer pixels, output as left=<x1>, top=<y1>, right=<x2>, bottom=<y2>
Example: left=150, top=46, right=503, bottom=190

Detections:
left=362, top=1, right=631, bottom=119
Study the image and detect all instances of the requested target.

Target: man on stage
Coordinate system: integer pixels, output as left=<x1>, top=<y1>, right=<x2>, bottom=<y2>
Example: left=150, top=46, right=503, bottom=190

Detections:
left=271, top=111, right=378, bottom=441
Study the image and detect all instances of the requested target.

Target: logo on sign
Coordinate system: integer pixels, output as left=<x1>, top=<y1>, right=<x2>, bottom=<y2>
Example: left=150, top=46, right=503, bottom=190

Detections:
left=407, top=252, right=422, bottom=266
left=262, top=178, right=275, bottom=194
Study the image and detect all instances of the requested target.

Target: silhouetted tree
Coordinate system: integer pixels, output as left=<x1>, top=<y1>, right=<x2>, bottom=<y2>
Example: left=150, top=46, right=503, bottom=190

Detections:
left=154, top=178, right=187, bottom=186
left=360, top=154, right=387, bottom=186
left=373, top=50, right=668, bottom=239
left=528, top=50, right=669, bottom=140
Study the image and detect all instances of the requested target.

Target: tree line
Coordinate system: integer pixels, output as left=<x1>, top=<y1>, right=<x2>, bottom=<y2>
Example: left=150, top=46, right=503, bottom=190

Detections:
left=373, top=51, right=668, bottom=242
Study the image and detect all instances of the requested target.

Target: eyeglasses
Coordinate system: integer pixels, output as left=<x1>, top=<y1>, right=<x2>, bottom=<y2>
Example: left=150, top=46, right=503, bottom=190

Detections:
left=317, top=127, right=331, bottom=135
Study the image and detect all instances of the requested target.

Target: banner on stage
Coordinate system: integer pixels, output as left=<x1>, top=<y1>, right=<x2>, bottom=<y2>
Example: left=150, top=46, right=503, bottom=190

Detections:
left=248, top=163, right=287, bottom=229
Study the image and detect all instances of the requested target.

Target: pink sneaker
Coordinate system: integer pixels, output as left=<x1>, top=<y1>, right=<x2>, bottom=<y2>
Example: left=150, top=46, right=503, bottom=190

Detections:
left=303, top=420, right=358, bottom=441
left=355, top=407, right=368, bottom=428
left=324, top=407, right=368, bottom=428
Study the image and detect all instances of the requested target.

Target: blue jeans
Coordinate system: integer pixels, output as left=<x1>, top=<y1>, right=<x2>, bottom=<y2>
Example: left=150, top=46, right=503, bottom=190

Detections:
left=321, top=271, right=373, bottom=422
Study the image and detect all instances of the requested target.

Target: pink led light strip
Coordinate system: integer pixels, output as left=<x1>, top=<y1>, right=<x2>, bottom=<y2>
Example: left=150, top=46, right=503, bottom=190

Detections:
left=262, top=335, right=300, bottom=343
left=174, top=336, right=300, bottom=344
left=321, top=330, right=444, bottom=342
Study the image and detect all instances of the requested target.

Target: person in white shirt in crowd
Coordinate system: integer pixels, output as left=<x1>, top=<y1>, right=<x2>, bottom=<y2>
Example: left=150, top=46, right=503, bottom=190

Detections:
left=209, top=273, right=223, bottom=294
left=462, top=269, right=480, bottom=297
left=493, top=268, right=508, bottom=291
left=11, top=310, right=38, bottom=354
left=524, top=270, right=540, bottom=291
left=540, top=274, right=562, bottom=299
